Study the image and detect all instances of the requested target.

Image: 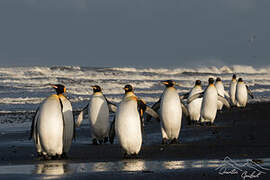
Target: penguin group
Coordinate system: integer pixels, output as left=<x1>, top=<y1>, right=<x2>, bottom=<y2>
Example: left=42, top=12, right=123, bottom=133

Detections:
left=30, top=74, right=254, bottom=159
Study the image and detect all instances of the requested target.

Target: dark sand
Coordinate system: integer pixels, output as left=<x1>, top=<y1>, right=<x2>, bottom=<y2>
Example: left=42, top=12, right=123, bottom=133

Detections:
left=0, top=102, right=270, bottom=179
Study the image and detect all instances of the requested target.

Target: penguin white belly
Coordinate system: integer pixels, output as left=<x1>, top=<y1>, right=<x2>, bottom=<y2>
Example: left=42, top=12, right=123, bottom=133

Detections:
left=201, top=86, right=217, bottom=123
left=115, top=99, right=142, bottom=155
left=59, top=95, right=74, bottom=153
left=88, top=95, right=110, bottom=140
left=160, top=88, right=182, bottom=139
left=188, top=98, right=202, bottom=121
left=236, top=84, right=248, bottom=107
left=188, top=87, right=203, bottom=121
left=38, top=95, right=63, bottom=156
left=230, top=82, right=237, bottom=106
left=216, top=83, right=225, bottom=110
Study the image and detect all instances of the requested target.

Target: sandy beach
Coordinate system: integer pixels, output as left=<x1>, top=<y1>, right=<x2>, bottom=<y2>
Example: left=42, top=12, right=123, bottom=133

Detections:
left=0, top=102, right=270, bottom=179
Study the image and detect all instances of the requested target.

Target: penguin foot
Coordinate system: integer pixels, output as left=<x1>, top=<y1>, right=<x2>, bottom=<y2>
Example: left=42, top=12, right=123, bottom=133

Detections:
left=42, top=154, right=51, bottom=161
left=51, top=154, right=62, bottom=160
left=123, top=153, right=138, bottom=159
left=162, top=138, right=168, bottom=144
left=92, top=139, right=98, bottom=145
left=170, top=138, right=179, bottom=144
left=104, top=137, right=109, bottom=144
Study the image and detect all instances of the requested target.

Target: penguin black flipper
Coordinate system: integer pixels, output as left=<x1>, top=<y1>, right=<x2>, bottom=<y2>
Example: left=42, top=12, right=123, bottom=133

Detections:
left=29, top=106, right=40, bottom=141
left=179, top=92, right=190, bottom=100
left=76, top=104, right=89, bottom=127
left=181, top=103, right=189, bottom=117
left=188, top=92, right=204, bottom=104
left=246, top=85, right=254, bottom=99
left=104, top=96, right=118, bottom=113
left=109, top=116, right=116, bottom=144
left=145, top=98, right=161, bottom=121
left=217, top=95, right=231, bottom=108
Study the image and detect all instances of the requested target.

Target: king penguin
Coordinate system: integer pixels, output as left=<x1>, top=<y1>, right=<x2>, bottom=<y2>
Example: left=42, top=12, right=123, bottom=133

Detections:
left=230, top=74, right=237, bottom=106
left=148, top=80, right=188, bottom=144
left=187, top=80, right=203, bottom=124
left=215, top=77, right=230, bottom=110
left=76, top=85, right=117, bottom=145
left=114, top=84, right=159, bottom=157
left=236, top=78, right=254, bottom=107
left=188, top=78, right=230, bottom=125
left=30, top=84, right=75, bottom=159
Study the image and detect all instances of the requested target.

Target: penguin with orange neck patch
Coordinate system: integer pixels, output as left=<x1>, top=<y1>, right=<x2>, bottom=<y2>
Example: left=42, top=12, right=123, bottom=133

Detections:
left=148, top=80, right=188, bottom=144
left=76, top=85, right=117, bottom=145
left=188, top=78, right=231, bottom=125
left=30, top=84, right=75, bottom=159
left=114, top=84, right=159, bottom=157
left=236, top=78, right=254, bottom=107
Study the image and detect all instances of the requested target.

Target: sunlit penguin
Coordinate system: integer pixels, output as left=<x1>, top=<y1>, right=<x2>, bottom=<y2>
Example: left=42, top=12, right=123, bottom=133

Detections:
left=188, top=78, right=230, bottom=125
left=114, top=84, right=159, bottom=157
left=76, top=85, right=117, bottom=145
left=187, top=80, right=203, bottom=124
left=236, top=78, right=254, bottom=107
left=215, top=77, right=230, bottom=110
left=30, top=84, right=75, bottom=159
left=148, top=80, right=188, bottom=144
left=230, top=74, right=237, bottom=106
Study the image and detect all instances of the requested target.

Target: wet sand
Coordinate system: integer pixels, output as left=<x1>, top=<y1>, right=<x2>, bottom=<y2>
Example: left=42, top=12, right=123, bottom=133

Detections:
left=0, top=102, right=270, bottom=179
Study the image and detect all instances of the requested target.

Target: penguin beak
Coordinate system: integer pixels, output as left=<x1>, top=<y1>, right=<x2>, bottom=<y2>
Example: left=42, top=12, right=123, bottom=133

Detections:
left=161, top=81, right=168, bottom=85
left=50, top=84, right=58, bottom=89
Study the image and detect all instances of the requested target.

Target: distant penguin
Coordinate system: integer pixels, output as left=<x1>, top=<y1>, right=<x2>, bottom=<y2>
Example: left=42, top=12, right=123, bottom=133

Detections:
left=230, top=74, right=237, bottom=106
left=115, top=84, right=159, bottom=156
left=76, top=85, right=117, bottom=145
left=215, top=77, right=230, bottom=110
left=30, top=84, right=75, bottom=159
left=187, top=80, right=203, bottom=123
left=148, top=80, right=188, bottom=144
left=188, top=78, right=230, bottom=125
left=236, top=78, right=254, bottom=107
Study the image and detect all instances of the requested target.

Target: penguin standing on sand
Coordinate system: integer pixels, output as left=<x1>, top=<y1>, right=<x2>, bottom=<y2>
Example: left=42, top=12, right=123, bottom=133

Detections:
left=215, top=77, right=230, bottom=110
left=114, top=84, right=159, bottom=157
left=230, top=74, right=237, bottom=106
left=188, top=78, right=230, bottom=125
left=236, top=78, right=254, bottom=107
left=187, top=80, right=203, bottom=124
left=148, top=80, right=188, bottom=144
left=30, top=84, right=75, bottom=159
left=76, top=85, right=117, bottom=145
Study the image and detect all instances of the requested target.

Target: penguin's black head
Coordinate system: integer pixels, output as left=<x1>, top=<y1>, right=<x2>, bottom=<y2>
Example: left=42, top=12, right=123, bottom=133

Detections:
left=123, top=84, right=134, bottom=93
left=216, top=77, right=222, bottom=82
left=51, top=84, right=66, bottom=95
left=195, top=80, right=201, bottom=86
left=208, top=78, right=215, bottom=85
left=161, top=80, right=176, bottom=87
left=92, top=85, right=102, bottom=93
left=238, top=78, right=243, bottom=82
left=232, top=74, right=237, bottom=80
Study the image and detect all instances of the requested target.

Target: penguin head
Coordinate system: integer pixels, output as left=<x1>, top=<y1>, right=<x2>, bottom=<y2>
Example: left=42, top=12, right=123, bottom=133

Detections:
left=91, top=85, right=102, bottom=93
left=123, top=84, right=134, bottom=93
left=195, top=80, right=201, bottom=86
left=208, top=78, right=215, bottom=85
left=51, top=84, right=66, bottom=95
left=216, top=77, right=222, bottom=82
left=238, top=78, right=243, bottom=82
left=161, top=80, right=176, bottom=87
left=232, top=74, right=237, bottom=80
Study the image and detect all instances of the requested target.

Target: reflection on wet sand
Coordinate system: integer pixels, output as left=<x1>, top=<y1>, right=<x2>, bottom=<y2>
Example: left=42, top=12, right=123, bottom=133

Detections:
left=35, top=161, right=70, bottom=176
left=0, top=158, right=269, bottom=176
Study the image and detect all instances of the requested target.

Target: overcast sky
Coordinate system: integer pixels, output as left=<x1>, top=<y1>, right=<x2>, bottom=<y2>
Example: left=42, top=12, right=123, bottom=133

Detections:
left=0, top=0, right=269, bottom=67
